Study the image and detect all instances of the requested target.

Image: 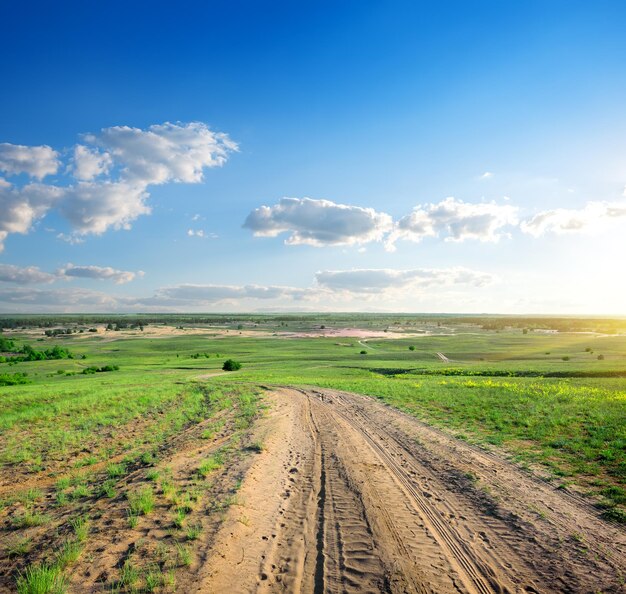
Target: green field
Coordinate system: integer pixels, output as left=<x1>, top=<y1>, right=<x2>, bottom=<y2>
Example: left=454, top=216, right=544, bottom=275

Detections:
left=1, top=315, right=625, bottom=591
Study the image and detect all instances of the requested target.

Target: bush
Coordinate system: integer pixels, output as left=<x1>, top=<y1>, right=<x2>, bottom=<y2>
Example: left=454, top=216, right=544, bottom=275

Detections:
left=359, top=350, right=367, bottom=355
left=222, top=359, right=242, bottom=371
left=82, top=365, right=119, bottom=375
left=0, top=372, right=30, bottom=386
left=408, top=346, right=415, bottom=351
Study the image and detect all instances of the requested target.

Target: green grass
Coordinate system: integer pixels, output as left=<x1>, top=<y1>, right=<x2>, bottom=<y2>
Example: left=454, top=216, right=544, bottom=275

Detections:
left=6, top=537, right=32, bottom=558
left=1, top=318, right=624, bottom=533
left=55, top=540, right=83, bottom=569
left=69, top=516, right=89, bottom=542
left=119, top=559, right=139, bottom=588
left=12, top=511, right=50, bottom=529
left=175, top=543, right=192, bottom=567
left=185, top=522, right=202, bottom=540
left=198, top=452, right=224, bottom=477
left=106, top=463, right=126, bottom=479
left=16, top=563, right=67, bottom=594
left=127, top=486, right=155, bottom=516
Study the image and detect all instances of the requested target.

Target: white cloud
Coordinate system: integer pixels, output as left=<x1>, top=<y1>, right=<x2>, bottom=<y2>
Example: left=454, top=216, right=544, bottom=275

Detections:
left=521, top=201, right=626, bottom=236
left=71, top=145, right=112, bottom=181
left=0, top=181, right=65, bottom=251
left=0, top=263, right=57, bottom=284
left=315, top=267, right=495, bottom=294
left=480, top=171, right=494, bottom=179
left=0, top=266, right=496, bottom=312
left=56, top=232, right=85, bottom=245
left=0, top=122, right=236, bottom=247
left=84, top=121, right=237, bottom=185
left=148, top=283, right=312, bottom=305
left=0, top=143, right=60, bottom=179
left=59, top=181, right=150, bottom=235
left=187, top=229, right=217, bottom=239
left=387, top=197, right=518, bottom=249
left=57, top=263, right=144, bottom=284
left=244, top=197, right=393, bottom=247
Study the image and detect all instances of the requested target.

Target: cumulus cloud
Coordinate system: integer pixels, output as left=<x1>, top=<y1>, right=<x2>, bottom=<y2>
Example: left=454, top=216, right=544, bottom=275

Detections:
left=520, top=201, right=626, bottom=236
left=84, top=121, right=237, bottom=185
left=0, top=181, right=65, bottom=251
left=0, top=143, right=60, bottom=179
left=387, top=197, right=518, bottom=249
left=315, top=267, right=495, bottom=294
left=0, top=263, right=57, bottom=284
left=57, top=264, right=144, bottom=284
left=244, top=197, right=392, bottom=247
left=59, top=182, right=150, bottom=235
left=72, top=145, right=112, bottom=181
left=0, top=122, right=236, bottom=248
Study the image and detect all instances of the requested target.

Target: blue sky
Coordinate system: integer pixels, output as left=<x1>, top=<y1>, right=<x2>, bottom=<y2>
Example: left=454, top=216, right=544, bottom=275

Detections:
left=1, top=0, right=625, bottom=313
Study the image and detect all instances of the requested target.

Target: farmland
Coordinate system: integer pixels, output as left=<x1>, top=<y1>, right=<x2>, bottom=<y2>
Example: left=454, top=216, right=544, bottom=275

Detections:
left=0, top=315, right=624, bottom=592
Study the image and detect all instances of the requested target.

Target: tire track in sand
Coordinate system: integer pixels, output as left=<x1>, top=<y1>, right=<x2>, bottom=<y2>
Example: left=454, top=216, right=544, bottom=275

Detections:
left=192, top=387, right=625, bottom=593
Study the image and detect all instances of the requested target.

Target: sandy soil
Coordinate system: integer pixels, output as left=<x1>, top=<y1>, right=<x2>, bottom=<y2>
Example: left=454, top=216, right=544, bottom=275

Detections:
left=193, top=387, right=625, bottom=593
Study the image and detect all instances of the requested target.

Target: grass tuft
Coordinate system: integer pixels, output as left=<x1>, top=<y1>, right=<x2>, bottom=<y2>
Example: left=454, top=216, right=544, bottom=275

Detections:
left=127, top=486, right=155, bottom=516
left=16, top=563, right=67, bottom=594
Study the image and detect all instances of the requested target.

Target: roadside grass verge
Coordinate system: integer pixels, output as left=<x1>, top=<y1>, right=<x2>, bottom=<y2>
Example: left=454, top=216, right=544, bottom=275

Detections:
left=308, top=375, right=626, bottom=517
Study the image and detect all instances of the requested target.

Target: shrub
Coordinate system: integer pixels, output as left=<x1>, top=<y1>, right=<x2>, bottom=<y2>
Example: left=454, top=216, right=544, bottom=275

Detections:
left=222, top=359, right=242, bottom=371
left=0, top=373, right=30, bottom=386
left=360, top=350, right=367, bottom=355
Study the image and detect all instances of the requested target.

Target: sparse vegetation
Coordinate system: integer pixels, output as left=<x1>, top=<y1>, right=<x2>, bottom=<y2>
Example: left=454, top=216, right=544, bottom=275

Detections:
left=1, top=314, right=624, bottom=589
left=127, top=486, right=155, bottom=516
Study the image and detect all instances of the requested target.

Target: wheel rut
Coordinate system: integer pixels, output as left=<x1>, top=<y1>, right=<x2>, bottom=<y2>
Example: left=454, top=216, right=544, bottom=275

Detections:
left=193, top=387, right=626, bottom=593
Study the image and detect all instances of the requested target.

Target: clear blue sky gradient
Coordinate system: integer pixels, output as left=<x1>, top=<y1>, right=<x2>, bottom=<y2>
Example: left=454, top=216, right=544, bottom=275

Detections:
left=1, top=1, right=625, bottom=313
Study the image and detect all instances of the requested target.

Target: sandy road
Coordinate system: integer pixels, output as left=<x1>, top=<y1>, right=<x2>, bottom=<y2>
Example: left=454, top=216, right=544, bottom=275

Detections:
left=191, top=387, right=625, bottom=593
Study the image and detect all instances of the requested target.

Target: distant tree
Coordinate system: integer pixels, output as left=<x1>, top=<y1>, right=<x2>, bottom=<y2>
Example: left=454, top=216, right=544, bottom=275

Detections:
left=222, top=359, right=242, bottom=371
left=598, top=354, right=605, bottom=360
left=562, top=356, right=570, bottom=361
left=359, top=350, right=367, bottom=355
left=408, top=345, right=415, bottom=351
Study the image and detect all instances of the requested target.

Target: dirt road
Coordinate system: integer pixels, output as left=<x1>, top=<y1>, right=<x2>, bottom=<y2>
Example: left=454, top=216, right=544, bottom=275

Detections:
left=190, top=388, right=625, bottom=593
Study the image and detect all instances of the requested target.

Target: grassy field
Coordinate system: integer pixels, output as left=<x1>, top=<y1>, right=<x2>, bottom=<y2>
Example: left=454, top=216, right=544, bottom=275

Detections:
left=1, top=316, right=625, bottom=591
